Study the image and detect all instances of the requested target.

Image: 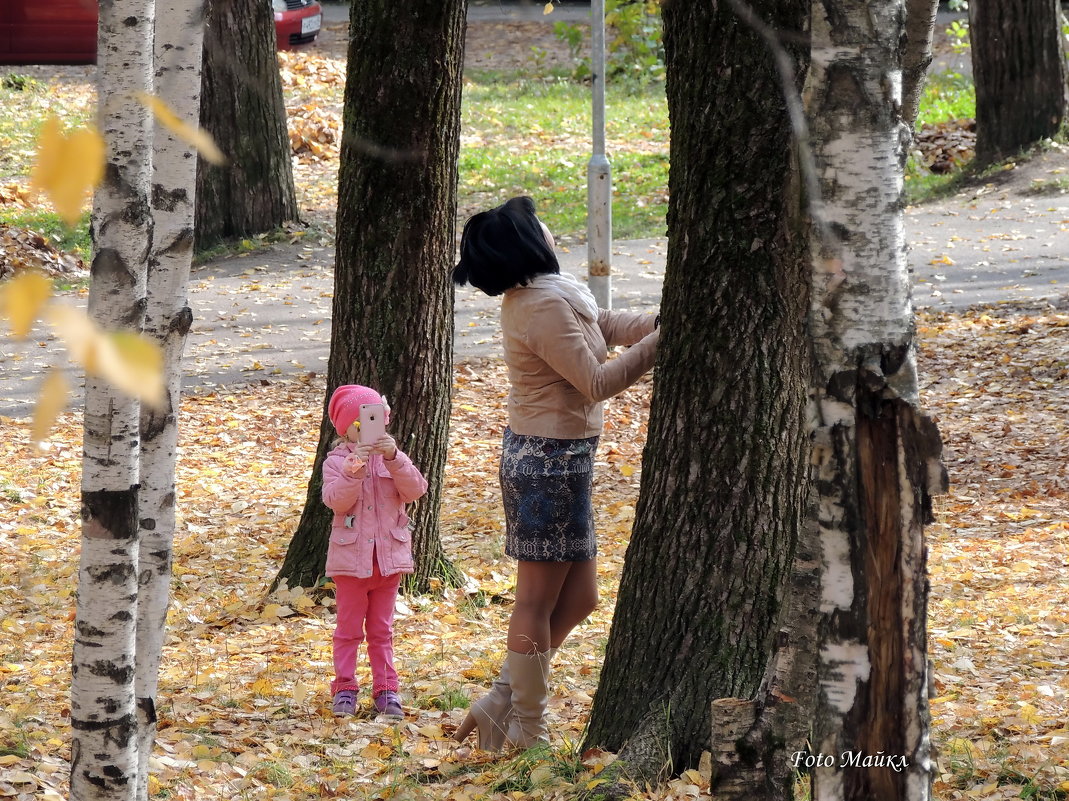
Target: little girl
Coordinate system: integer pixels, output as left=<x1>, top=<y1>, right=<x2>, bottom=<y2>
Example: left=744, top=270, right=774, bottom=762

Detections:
left=322, top=384, right=428, bottom=718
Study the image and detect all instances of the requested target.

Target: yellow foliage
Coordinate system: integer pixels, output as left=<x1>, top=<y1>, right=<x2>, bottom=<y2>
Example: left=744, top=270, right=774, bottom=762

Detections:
left=29, top=116, right=104, bottom=225
left=30, top=370, right=68, bottom=448
left=136, top=92, right=227, bottom=165
left=0, top=271, right=52, bottom=338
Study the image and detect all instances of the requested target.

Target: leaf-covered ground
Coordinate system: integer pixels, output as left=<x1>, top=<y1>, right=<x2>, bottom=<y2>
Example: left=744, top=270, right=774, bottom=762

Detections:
left=1, top=303, right=1067, bottom=801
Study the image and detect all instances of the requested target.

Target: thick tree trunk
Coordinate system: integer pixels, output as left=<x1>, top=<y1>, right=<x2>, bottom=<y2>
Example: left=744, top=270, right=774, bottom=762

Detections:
left=194, top=0, right=297, bottom=251
left=806, top=1, right=946, bottom=799
left=274, top=0, right=467, bottom=593
left=135, top=3, right=204, bottom=799
left=901, top=0, right=939, bottom=128
left=70, top=1, right=154, bottom=799
left=583, top=0, right=811, bottom=785
left=969, top=0, right=1068, bottom=167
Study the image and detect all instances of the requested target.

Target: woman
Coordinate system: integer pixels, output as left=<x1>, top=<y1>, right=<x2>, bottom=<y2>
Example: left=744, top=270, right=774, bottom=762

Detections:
left=452, top=196, right=659, bottom=750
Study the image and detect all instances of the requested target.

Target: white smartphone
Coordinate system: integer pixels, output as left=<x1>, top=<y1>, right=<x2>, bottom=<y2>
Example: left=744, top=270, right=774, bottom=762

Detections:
left=358, top=403, right=387, bottom=445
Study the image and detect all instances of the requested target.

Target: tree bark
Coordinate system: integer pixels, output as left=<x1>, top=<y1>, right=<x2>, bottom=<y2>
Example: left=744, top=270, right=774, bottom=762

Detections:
left=583, top=0, right=811, bottom=784
left=805, top=1, right=946, bottom=799
left=194, top=0, right=297, bottom=251
left=900, top=0, right=939, bottom=128
left=70, top=1, right=154, bottom=798
left=969, top=0, right=1068, bottom=167
left=134, top=3, right=204, bottom=799
left=273, top=0, right=467, bottom=593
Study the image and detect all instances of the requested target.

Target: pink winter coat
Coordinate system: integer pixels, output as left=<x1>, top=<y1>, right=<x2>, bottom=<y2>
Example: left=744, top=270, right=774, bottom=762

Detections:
left=322, top=442, right=429, bottom=579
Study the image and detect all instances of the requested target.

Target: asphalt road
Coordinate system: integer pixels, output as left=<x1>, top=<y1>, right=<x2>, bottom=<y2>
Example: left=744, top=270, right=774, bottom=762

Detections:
left=2, top=181, right=1067, bottom=420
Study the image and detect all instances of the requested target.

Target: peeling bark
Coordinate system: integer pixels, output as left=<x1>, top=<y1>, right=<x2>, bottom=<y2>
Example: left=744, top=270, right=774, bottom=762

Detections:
left=806, top=1, right=945, bottom=799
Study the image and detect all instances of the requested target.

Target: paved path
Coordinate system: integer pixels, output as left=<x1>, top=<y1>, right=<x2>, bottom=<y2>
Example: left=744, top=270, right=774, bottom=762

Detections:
left=2, top=182, right=1067, bottom=419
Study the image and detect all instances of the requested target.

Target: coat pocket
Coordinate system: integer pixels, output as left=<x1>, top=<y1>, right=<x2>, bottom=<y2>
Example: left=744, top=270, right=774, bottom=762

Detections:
left=389, top=525, right=414, bottom=571
left=330, top=527, right=359, bottom=546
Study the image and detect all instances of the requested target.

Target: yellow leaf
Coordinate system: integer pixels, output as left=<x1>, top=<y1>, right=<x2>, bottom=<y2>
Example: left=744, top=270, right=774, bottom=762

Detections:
left=47, top=306, right=165, bottom=406
left=47, top=305, right=98, bottom=371
left=261, top=603, right=293, bottom=619
left=0, top=271, right=52, bottom=338
left=30, top=370, right=69, bottom=448
left=98, top=330, right=165, bottom=407
left=682, top=769, right=705, bottom=786
left=30, top=116, right=105, bottom=225
left=136, top=92, right=227, bottom=165
left=543, top=2, right=554, bottom=13
left=249, top=678, right=274, bottom=696
left=619, top=464, right=635, bottom=477
left=292, top=681, right=311, bottom=704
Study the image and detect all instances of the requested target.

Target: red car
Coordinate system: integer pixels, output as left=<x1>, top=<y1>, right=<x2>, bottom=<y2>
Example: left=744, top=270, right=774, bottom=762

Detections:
left=0, top=0, right=321, bottom=65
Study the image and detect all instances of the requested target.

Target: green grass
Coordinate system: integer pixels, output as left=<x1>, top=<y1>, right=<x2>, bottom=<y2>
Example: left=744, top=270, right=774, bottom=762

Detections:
left=0, top=207, right=91, bottom=261
left=914, top=70, right=975, bottom=129
left=0, top=53, right=978, bottom=259
left=460, top=72, right=669, bottom=240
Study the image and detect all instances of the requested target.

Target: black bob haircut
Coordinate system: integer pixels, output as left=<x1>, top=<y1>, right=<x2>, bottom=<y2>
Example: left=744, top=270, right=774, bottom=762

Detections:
left=453, top=196, right=560, bottom=296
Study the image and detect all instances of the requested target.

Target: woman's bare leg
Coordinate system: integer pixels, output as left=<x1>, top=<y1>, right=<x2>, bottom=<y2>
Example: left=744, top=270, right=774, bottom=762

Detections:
left=549, top=558, right=597, bottom=649
left=507, top=559, right=598, bottom=654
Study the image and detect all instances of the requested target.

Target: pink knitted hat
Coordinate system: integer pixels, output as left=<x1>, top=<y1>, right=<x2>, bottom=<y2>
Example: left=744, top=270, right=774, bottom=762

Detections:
left=328, top=384, right=383, bottom=436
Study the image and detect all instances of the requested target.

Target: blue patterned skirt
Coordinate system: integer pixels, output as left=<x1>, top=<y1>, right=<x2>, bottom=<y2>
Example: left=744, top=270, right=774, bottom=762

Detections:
left=500, top=427, right=599, bottom=562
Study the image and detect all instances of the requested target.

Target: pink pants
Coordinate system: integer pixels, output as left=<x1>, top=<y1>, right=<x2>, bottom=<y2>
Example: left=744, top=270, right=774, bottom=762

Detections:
left=330, top=564, right=401, bottom=696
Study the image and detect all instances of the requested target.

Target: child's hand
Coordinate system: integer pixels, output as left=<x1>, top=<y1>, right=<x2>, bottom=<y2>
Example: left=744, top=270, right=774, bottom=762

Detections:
left=372, top=435, right=398, bottom=460
left=343, top=452, right=367, bottom=477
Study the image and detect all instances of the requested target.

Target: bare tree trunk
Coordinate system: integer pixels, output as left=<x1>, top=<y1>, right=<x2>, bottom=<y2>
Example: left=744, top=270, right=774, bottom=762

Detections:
left=70, top=1, right=154, bottom=798
left=969, top=0, right=1068, bottom=167
left=583, top=0, right=811, bottom=787
left=901, top=0, right=939, bottom=128
left=806, top=1, right=946, bottom=799
left=134, top=3, right=204, bottom=799
left=194, top=0, right=297, bottom=251
left=274, top=0, right=468, bottom=593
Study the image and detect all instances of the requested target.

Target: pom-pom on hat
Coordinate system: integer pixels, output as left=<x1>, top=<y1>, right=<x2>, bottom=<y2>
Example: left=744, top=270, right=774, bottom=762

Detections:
left=328, top=384, right=383, bottom=436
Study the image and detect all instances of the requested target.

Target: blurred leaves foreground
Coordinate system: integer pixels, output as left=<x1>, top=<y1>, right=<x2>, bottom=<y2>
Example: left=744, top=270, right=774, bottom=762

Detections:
left=0, top=303, right=1067, bottom=801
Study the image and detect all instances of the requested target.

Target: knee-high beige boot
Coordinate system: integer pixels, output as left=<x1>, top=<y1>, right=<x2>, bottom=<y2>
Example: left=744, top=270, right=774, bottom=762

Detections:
left=454, top=648, right=556, bottom=751
left=454, top=659, right=513, bottom=750
left=504, top=649, right=552, bottom=749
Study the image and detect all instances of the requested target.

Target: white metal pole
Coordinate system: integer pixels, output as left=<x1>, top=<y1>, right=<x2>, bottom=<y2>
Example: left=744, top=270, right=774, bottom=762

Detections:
left=587, top=0, right=612, bottom=309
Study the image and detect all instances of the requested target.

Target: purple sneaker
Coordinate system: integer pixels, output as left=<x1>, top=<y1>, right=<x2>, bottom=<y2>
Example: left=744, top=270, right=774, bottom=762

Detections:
left=332, top=689, right=357, bottom=716
left=374, top=690, right=404, bottom=720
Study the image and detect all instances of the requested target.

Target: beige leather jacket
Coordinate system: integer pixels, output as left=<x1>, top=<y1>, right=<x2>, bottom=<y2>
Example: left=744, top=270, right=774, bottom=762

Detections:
left=501, top=286, right=659, bottom=439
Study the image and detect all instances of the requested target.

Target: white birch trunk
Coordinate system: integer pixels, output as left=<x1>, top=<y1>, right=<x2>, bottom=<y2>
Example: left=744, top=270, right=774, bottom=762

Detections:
left=806, top=1, right=945, bottom=800
left=71, top=1, right=154, bottom=799
left=134, top=3, right=204, bottom=799
left=901, top=0, right=940, bottom=128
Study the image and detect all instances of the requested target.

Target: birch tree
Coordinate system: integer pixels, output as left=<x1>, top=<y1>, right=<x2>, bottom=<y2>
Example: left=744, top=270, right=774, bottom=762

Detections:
left=806, top=1, right=946, bottom=799
left=70, top=0, right=154, bottom=797
left=135, top=3, right=205, bottom=799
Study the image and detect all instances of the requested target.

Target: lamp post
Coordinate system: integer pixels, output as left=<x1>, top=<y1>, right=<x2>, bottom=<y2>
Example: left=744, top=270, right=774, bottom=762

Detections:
left=587, top=0, right=611, bottom=309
